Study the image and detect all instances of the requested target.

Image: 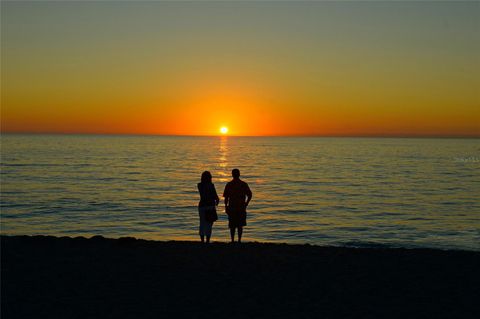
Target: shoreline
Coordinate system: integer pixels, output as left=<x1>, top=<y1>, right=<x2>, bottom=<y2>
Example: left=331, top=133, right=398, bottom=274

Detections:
left=1, top=234, right=478, bottom=252
left=2, top=235, right=479, bottom=318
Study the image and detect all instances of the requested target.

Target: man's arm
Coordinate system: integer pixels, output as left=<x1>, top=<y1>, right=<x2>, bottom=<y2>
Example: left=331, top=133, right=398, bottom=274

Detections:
left=224, top=197, right=229, bottom=214
left=245, top=184, right=252, bottom=207
left=223, top=184, right=229, bottom=213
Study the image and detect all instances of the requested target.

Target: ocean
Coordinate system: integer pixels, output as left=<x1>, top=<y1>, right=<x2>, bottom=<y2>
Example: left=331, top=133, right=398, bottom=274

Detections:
left=1, top=134, right=479, bottom=250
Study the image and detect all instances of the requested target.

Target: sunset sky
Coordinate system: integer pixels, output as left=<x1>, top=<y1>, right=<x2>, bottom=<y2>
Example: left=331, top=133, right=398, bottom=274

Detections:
left=2, top=1, right=479, bottom=136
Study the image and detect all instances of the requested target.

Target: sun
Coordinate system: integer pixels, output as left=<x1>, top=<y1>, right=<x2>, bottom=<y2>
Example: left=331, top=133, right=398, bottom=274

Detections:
left=220, top=126, right=229, bottom=134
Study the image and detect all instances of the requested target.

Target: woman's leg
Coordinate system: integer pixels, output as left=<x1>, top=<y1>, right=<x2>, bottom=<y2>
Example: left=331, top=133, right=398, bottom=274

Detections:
left=199, top=207, right=205, bottom=243
left=230, top=227, right=235, bottom=243
left=206, top=221, right=213, bottom=243
left=238, top=227, right=243, bottom=243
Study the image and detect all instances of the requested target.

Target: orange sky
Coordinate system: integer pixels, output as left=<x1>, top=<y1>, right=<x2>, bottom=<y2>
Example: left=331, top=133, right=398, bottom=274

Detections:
left=2, top=1, right=479, bottom=137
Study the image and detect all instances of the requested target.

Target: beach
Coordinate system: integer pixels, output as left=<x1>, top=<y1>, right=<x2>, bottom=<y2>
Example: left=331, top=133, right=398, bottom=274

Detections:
left=2, top=235, right=479, bottom=318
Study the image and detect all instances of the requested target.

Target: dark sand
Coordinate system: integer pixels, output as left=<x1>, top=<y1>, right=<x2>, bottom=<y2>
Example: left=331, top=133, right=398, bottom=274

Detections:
left=2, top=235, right=479, bottom=319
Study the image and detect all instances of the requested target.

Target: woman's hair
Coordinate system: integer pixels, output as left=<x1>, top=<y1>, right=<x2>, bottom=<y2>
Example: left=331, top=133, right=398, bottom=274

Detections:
left=201, top=171, right=212, bottom=184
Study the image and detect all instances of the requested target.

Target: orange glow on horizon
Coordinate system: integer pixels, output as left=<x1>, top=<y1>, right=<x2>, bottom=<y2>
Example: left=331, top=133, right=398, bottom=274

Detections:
left=2, top=71, right=479, bottom=137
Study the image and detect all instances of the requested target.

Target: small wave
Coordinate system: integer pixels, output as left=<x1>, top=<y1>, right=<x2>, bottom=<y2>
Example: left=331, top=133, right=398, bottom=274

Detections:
left=334, top=226, right=371, bottom=232
left=1, top=163, right=60, bottom=167
left=340, top=241, right=401, bottom=249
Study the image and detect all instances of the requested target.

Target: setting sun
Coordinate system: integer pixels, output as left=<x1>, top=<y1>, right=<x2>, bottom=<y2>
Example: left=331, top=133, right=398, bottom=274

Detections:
left=220, top=126, right=229, bottom=135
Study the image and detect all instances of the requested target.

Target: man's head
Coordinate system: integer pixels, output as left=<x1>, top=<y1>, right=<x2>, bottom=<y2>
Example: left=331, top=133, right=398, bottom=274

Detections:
left=232, top=168, right=240, bottom=179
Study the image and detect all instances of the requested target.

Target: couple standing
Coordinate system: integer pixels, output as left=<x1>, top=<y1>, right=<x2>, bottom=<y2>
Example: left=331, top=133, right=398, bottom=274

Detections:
left=197, top=169, right=252, bottom=243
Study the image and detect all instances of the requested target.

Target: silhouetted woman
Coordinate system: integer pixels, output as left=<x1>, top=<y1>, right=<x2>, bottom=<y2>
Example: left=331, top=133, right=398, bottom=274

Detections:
left=197, top=171, right=220, bottom=243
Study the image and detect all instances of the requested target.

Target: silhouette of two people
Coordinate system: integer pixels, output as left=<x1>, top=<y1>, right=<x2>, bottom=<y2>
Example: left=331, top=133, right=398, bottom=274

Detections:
left=197, top=168, right=252, bottom=243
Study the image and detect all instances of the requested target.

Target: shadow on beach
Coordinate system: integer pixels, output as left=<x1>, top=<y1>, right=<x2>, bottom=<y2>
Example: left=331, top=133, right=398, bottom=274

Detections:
left=2, top=235, right=479, bottom=319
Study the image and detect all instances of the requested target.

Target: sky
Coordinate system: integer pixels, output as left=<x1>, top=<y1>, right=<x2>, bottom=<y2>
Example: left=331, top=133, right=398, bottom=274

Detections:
left=1, top=0, right=479, bottom=137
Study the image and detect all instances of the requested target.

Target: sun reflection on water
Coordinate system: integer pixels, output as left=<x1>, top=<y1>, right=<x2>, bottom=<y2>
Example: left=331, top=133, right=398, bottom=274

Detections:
left=218, top=136, right=230, bottom=182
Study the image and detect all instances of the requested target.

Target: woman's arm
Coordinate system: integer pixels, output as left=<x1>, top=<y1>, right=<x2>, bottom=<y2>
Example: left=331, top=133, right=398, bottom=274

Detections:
left=211, top=184, right=219, bottom=206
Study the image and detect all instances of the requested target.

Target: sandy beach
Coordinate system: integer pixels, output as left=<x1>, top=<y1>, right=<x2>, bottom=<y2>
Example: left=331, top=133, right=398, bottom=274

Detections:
left=1, top=235, right=479, bottom=318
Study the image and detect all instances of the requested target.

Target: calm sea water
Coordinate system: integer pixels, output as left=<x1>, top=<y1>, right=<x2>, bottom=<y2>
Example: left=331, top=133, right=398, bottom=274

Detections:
left=1, top=134, right=479, bottom=250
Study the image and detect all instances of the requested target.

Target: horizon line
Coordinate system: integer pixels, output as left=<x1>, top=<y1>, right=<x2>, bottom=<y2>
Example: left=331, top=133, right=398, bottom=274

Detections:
left=2, top=131, right=479, bottom=139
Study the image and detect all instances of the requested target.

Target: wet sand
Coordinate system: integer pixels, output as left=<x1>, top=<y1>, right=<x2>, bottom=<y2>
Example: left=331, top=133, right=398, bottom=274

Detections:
left=2, top=235, right=479, bottom=318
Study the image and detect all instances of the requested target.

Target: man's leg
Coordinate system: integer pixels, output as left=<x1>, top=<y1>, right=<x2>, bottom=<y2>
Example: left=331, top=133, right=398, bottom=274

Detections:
left=230, top=227, right=235, bottom=243
left=238, top=227, right=243, bottom=243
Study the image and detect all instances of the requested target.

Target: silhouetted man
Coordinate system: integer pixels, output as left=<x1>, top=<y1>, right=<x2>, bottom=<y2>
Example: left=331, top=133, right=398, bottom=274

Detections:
left=223, top=168, right=252, bottom=243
